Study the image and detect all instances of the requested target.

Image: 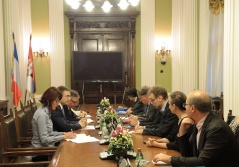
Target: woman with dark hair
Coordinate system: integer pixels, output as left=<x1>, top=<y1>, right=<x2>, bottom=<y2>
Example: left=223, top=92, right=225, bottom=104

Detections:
left=146, top=91, right=191, bottom=151
left=31, top=87, right=76, bottom=161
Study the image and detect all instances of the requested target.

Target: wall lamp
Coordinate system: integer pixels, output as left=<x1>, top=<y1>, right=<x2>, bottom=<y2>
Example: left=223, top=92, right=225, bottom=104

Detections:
left=33, top=47, right=48, bottom=57
left=155, top=45, right=171, bottom=65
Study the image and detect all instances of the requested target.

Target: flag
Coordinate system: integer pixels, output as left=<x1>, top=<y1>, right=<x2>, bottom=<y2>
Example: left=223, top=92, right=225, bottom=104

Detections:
left=12, top=39, right=22, bottom=107
left=26, top=35, right=36, bottom=95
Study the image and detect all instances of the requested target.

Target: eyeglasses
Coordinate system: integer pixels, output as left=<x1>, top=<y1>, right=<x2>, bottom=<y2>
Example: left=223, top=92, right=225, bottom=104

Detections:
left=63, top=95, right=71, bottom=98
left=150, top=98, right=156, bottom=102
left=71, top=100, right=79, bottom=105
left=183, top=103, right=191, bottom=107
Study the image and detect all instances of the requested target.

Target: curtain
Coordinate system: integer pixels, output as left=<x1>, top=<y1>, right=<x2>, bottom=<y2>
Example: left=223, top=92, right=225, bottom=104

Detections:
left=205, top=12, right=224, bottom=97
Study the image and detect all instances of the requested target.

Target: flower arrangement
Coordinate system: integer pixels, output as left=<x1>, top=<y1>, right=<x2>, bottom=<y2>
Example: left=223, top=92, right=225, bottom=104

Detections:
left=107, top=125, right=134, bottom=156
left=99, top=97, right=110, bottom=112
left=103, top=106, right=118, bottom=124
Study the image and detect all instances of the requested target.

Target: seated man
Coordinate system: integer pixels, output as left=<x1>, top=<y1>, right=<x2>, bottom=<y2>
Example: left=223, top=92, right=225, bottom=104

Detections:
left=67, top=89, right=87, bottom=120
left=125, top=87, right=144, bottom=116
left=51, top=86, right=87, bottom=132
left=128, top=86, right=157, bottom=127
left=153, top=90, right=239, bottom=167
left=134, top=85, right=178, bottom=138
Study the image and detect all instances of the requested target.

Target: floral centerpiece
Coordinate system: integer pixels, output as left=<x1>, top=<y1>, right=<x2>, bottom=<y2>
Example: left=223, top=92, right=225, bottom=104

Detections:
left=107, top=125, right=134, bottom=157
left=99, top=97, right=110, bottom=113
left=103, top=106, right=118, bottom=124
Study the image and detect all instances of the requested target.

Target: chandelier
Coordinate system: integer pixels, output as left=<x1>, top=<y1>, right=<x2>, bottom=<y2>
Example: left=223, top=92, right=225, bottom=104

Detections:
left=65, top=0, right=140, bottom=13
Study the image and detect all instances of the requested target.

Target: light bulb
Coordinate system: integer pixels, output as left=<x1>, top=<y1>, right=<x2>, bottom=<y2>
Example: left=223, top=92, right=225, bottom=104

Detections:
left=83, top=0, right=95, bottom=12
left=118, top=0, right=129, bottom=10
left=101, top=0, right=113, bottom=13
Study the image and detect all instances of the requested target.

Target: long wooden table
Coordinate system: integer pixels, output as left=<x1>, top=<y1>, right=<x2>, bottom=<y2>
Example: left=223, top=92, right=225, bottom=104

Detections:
left=49, top=104, right=180, bottom=167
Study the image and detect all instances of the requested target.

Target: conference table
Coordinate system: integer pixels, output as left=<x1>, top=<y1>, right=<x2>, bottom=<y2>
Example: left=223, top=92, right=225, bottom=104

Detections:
left=48, top=104, right=180, bottom=167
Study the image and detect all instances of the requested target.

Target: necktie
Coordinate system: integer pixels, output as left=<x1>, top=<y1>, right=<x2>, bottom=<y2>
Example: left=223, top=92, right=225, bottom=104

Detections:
left=60, top=107, right=66, bottom=119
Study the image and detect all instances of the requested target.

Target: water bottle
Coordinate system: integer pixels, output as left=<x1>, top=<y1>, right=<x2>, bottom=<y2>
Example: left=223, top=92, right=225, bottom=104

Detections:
left=135, top=148, right=144, bottom=167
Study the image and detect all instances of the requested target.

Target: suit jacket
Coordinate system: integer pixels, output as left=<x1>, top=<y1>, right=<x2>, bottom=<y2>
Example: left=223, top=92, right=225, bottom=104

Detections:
left=131, top=98, right=144, bottom=115
left=63, top=105, right=80, bottom=122
left=172, top=112, right=239, bottom=167
left=142, top=102, right=178, bottom=137
left=138, top=104, right=158, bottom=126
left=51, top=106, right=82, bottom=132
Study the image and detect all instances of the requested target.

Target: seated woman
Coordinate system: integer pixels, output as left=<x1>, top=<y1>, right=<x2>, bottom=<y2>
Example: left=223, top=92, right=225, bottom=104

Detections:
left=31, top=87, right=76, bottom=161
left=146, top=91, right=192, bottom=151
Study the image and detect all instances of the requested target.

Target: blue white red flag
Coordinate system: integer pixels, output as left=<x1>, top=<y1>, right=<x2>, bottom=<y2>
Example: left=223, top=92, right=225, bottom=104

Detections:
left=12, top=40, right=22, bottom=107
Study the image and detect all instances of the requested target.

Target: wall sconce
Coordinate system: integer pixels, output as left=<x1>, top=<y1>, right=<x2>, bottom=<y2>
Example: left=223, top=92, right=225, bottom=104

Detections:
left=155, top=45, right=171, bottom=65
left=33, top=47, right=48, bottom=57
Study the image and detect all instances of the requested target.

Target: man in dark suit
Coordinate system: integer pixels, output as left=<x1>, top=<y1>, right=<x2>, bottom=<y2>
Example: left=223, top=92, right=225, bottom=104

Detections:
left=129, top=86, right=157, bottom=127
left=153, top=90, right=239, bottom=167
left=51, top=86, right=87, bottom=132
left=134, top=85, right=178, bottom=138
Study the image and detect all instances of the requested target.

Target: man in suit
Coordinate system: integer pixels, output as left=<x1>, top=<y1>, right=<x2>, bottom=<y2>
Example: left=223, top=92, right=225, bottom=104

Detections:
left=51, top=86, right=87, bottom=132
left=153, top=90, right=239, bottom=167
left=134, top=85, right=178, bottom=138
left=67, top=89, right=87, bottom=120
left=128, top=86, right=157, bottom=127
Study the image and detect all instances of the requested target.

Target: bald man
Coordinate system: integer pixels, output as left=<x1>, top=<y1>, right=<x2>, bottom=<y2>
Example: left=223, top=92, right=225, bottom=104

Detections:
left=153, top=90, right=239, bottom=167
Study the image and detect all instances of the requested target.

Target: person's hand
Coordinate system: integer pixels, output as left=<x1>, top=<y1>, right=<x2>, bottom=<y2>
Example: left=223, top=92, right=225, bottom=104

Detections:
left=79, top=118, right=87, bottom=128
left=135, top=125, right=144, bottom=131
left=156, top=138, right=169, bottom=143
left=134, top=128, right=143, bottom=134
left=77, top=111, right=87, bottom=117
left=125, top=108, right=132, bottom=115
left=153, top=153, right=171, bottom=164
left=146, top=138, right=157, bottom=147
left=179, top=117, right=194, bottom=136
left=129, top=115, right=138, bottom=126
left=64, top=132, right=76, bottom=139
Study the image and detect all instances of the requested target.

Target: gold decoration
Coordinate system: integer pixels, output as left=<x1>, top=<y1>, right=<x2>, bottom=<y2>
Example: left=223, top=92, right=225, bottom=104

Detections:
left=209, top=0, right=224, bottom=15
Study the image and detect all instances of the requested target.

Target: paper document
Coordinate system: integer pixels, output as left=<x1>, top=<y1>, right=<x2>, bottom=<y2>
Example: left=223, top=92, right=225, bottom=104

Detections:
left=66, top=134, right=99, bottom=144
left=83, top=125, right=95, bottom=130
left=87, top=118, right=94, bottom=123
left=152, top=160, right=172, bottom=166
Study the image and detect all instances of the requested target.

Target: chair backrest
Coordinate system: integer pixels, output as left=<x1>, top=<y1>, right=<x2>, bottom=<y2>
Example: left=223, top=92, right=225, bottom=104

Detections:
left=20, top=101, right=33, bottom=130
left=14, top=107, right=30, bottom=141
left=218, top=92, right=224, bottom=120
left=30, top=98, right=38, bottom=114
left=0, top=113, right=19, bottom=150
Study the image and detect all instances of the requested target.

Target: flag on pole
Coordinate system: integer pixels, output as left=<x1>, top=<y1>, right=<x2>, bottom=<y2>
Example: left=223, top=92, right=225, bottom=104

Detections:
left=12, top=33, right=22, bottom=107
left=26, top=34, right=36, bottom=96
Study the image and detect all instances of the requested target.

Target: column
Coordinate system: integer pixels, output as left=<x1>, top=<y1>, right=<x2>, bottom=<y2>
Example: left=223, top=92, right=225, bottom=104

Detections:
left=49, top=0, right=66, bottom=86
left=140, top=0, right=155, bottom=87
